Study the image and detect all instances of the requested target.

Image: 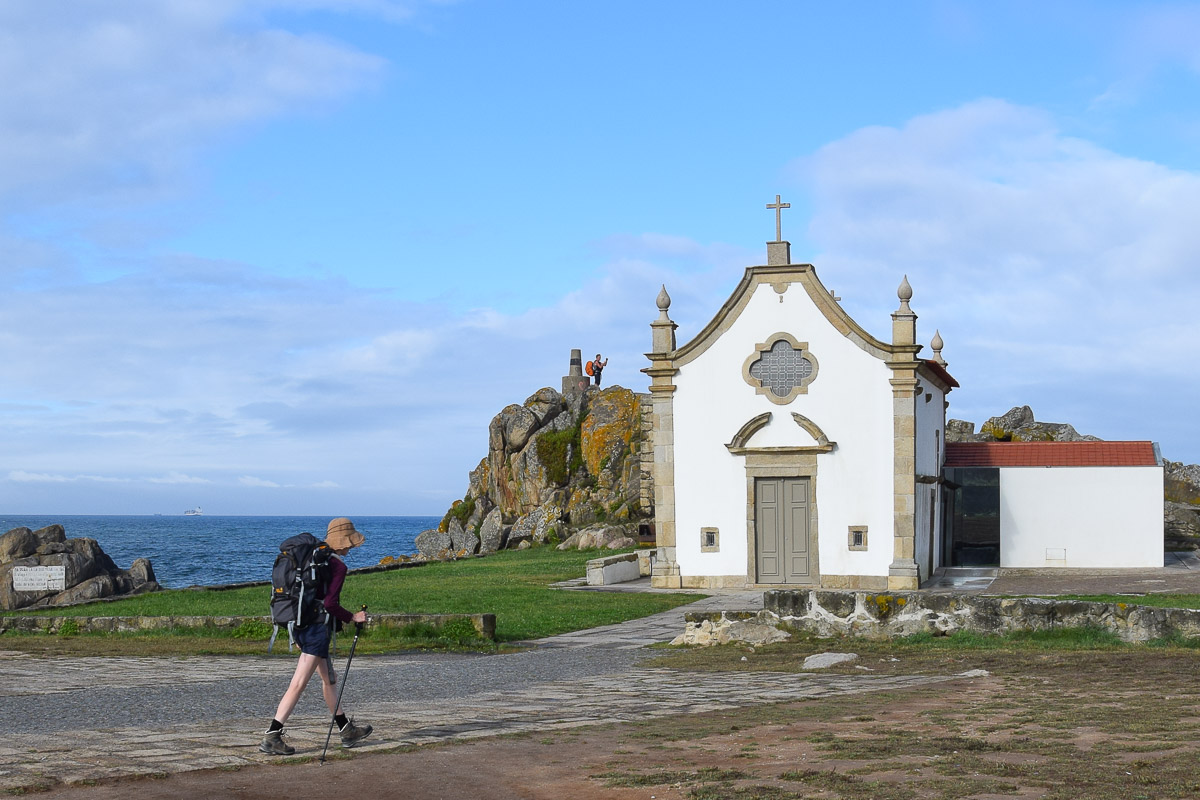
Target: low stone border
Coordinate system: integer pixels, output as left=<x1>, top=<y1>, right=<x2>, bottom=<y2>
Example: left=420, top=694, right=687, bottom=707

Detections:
left=586, top=553, right=640, bottom=586
left=179, top=554, right=451, bottom=592
left=672, top=590, right=1200, bottom=646
left=0, top=612, right=497, bottom=641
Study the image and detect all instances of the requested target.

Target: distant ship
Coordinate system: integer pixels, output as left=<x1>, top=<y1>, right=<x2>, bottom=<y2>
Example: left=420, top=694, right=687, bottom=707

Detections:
left=184, top=507, right=203, bottom=516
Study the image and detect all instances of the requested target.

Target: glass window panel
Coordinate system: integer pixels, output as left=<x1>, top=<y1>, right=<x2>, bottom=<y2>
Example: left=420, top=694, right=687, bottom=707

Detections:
left=749, top=339, right=814, bottom=397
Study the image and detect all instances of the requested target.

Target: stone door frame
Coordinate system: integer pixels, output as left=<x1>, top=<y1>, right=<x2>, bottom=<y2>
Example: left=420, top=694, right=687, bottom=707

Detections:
left=744, top=454, right=820, bottom=588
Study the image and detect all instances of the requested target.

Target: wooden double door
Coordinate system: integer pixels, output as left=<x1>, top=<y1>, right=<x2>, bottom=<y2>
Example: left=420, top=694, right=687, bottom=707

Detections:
left=755, top=477, right=815, bottom=584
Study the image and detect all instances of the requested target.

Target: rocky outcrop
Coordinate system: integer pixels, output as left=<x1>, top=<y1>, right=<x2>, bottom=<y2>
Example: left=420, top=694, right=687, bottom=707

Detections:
left=557, top=522, right=640, bottom=551
left=946, top=405, right=1100, bottom=443
left=477, top=508, right=505, bottom=555
left=416, top=385, right=651, bottom=558
left=1165, top=502, right=1200, bottom=550
left=413, top=528, right=453, bottom=560
left=0, top=525, right=160, bottom=610
left=1165, top=460, right=1200, bottom=505
left=1165, top=461, right=1200, bottom=550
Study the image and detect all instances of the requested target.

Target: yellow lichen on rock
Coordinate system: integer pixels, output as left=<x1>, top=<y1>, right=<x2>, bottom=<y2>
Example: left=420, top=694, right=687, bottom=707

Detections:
left=580, top=387, right=639, bottom=477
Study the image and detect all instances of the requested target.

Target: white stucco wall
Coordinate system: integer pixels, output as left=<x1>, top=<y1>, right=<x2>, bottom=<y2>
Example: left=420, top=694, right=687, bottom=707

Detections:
left=999, top=466, right=1164, bottom=568
left=914, top=383, right=945, bottom=477
left=671, top=279, right=897, bottom=582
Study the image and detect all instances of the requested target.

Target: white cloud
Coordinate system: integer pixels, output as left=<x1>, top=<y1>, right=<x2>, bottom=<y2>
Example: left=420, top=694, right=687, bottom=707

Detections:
left=798, top=99, right=1200, bottom=454
left=7, top=470, right=131, bottom=483
left=147, top=472, right=212, bottom=485
left=0, top=233, right=750, bottom=513
left=239, top=475, right=283, bottom=488
left=8, top=471, right=70, bottom=483
left=342, top=330, right=439, bottom=374
left=0, top=1, right=405, bottom=228
left=7, top=144, right=1200, bottom=514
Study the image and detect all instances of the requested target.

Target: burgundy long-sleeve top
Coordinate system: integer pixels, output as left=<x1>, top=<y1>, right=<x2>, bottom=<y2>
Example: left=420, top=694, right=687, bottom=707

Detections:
left=322, top=556, right=355, bottom=625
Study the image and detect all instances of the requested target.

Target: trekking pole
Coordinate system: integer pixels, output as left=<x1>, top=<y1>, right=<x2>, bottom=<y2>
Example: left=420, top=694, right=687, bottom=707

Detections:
left=320, top=604, right=367, bottom=764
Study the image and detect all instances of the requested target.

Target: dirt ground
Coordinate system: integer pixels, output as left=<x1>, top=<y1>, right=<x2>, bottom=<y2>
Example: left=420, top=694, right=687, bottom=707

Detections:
left=29, top=646, right=1200, bottom=800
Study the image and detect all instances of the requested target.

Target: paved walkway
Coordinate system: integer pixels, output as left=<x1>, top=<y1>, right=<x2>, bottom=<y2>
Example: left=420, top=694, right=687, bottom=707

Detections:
left=6, top=560, right=1200, bottom=795
left=926, top=551, right=1200, bottom=595
left=0, top=588, right=960, bottom=794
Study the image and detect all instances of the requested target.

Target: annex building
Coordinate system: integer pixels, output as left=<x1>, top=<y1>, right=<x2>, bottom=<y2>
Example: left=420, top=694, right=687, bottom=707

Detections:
left=644, top=200, right=1164, bottom=590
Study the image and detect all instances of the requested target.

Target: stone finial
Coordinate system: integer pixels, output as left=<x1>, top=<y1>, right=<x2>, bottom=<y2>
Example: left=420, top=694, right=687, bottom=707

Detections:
left=891, top=275, right=916, bottom=347
left=651, top=285, right=677, bottom=354
left=931, top=329, right=947, bottom=367
left=897, top=275, right=913, bottom=312
left=656, top=285, right=671, bottom=320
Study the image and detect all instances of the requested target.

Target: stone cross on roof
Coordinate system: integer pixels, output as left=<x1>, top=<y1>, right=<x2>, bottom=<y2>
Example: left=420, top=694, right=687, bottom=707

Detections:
left=766, top=194, right=790, bottom=242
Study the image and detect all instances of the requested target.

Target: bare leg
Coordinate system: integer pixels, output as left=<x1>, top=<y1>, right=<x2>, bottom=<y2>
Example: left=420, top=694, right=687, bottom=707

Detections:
left=314, top=655, right=344, bottom=716
left=273, top=653, right=321, bottom=724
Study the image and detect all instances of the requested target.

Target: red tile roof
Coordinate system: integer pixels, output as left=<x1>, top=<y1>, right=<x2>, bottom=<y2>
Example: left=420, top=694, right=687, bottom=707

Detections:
left=920, top=359, right=960, bottom=389
left=944, top=441, right=1159, bottom=468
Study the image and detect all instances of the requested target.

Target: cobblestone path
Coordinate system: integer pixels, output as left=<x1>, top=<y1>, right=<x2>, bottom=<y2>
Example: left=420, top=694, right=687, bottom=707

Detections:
left=0, top=591, right=954, bottom=793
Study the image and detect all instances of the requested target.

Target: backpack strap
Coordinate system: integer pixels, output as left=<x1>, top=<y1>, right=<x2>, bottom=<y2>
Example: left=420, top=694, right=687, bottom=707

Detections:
left=266, top=622, right=298, bottom=653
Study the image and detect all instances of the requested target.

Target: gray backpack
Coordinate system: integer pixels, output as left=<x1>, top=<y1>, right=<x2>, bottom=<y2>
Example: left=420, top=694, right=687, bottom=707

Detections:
left=268, top=532, right=331, bottom=652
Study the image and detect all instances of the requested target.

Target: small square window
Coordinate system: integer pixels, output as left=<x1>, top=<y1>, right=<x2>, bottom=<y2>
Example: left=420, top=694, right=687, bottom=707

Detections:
left=701, top=527, right=720, bottom=553
left=848, top=526, right=868, bottom=551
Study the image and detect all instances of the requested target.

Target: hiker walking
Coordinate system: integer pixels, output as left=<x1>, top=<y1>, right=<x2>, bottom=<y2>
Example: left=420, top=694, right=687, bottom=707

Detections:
left=591, top=353, right=609, bottom=386
left=261, top=517, right=374, bottom=755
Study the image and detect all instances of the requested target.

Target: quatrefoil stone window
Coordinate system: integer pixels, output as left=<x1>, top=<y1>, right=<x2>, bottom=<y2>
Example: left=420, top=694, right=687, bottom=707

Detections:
left=741, top=333, right=819, bottom=405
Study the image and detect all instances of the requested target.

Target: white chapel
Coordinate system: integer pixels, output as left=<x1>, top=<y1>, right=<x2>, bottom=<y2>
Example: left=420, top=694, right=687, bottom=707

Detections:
left=644, top=198, right=1163, bottom=591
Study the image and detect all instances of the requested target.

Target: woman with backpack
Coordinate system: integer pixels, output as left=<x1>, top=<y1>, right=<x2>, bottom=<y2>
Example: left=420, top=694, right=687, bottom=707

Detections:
left=260, top=517, right=374, bottom=755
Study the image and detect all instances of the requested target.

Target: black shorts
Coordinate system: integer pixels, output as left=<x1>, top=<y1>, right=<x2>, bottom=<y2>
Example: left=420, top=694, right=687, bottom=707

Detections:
left=293, top=621, right=331, bottom=658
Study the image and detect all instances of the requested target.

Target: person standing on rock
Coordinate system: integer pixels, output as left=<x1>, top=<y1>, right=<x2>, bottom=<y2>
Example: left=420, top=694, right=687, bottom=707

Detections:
left=260, top=517, right=374, bottom=755
left=591, top=353, right=609, bottom=386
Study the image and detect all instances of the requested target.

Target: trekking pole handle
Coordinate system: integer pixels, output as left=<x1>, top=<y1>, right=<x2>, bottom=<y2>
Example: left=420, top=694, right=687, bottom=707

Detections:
left=356, top=604, right=367, bottom=632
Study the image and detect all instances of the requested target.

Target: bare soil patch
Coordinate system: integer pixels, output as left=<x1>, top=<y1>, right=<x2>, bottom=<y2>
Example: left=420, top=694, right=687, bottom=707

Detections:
left=25, top=647, right=1200, bottom=800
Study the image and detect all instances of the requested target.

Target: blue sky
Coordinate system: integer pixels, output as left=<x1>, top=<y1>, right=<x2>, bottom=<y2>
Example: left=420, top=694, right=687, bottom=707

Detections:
left=4, top=1, right=1200, bottom=515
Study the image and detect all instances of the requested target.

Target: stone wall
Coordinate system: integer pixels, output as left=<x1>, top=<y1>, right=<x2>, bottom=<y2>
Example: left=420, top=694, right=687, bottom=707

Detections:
left=671, top=589, right=1200, bottom=646
left=0, top=612, right=497, bottom=640
left=638, top=391, right=654, bottom=518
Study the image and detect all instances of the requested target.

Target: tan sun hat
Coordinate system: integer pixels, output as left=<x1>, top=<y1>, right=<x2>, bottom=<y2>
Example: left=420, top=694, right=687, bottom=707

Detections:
left=325, top=517, right=365, bottom=550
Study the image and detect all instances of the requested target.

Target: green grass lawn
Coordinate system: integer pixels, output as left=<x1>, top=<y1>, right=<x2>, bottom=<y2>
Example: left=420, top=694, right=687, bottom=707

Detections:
left=0, top=548, right=705, bottom=650
left=1055, top=593, right=1200, bottom=609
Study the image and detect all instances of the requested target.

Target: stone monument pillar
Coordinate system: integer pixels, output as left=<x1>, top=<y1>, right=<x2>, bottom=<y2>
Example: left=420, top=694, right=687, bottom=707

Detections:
left=887, top=275, right=921, bottom=590
left=562, top=349, right=590, bottom=395
left=644, top=285, right=682, bottom=588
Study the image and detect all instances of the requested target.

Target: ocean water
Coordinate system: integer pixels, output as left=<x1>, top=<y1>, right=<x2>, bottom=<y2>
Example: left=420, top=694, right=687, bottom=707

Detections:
left=0, top=515, right=440, bottom=589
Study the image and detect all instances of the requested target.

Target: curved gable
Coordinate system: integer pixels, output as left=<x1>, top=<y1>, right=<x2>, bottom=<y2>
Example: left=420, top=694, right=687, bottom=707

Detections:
left=672, top=264, right=898, bottom=367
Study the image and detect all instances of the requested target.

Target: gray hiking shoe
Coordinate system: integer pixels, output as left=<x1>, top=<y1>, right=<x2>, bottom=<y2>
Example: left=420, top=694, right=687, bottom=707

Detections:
left=260, top=729, right=295, bottom=756
left=339, top=718, right=373, bottom=747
